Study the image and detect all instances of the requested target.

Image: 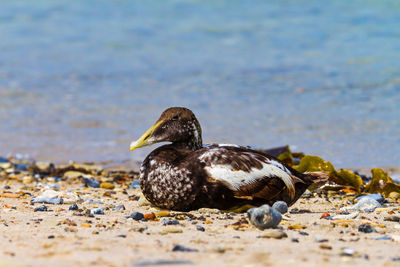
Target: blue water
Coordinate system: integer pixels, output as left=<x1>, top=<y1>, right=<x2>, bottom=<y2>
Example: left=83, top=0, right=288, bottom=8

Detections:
left=0, top=0, right=399, bottom=168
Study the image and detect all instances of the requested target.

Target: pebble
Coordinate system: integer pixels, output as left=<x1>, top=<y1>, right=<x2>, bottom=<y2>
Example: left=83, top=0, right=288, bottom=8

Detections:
left=350, top=197, right=381, bottom=212
left=31, top=197, right=63, bottom=205
left=196, top=225, right=205, bottom=232
left=161, top=219, right=179, bottom=226
left=127, top=212, right=144, bottom=221
left=132, top=260, right=193, bottom=266
left=384, top=215, right=400, bottom=222
left=330, top=212, right=359, bottom=220
left=375, top=235, right=391, bottom=240
left=291, top=238, right=299, bottom=243
left=129, top=180, right=140, bottom=189
left=341, top=248, right=354, bottom=257
left=247, top=204, right=282, bottom=230
left=155, top=211, right=170, bottom=217
left=34, top=205, right=48, bottom=212
left=315, top=236, right=328, bottom=243
left=299, top=231, right=309, bottom=236
left=113, top=205, right=126, bottom=211
left=3, top=185, right=11, bottom=189
left=358, top=223, right=376, bottom=233
left=69, top=204, right=79, bottom=211
left=172, top=244, right=198, bottom=252
left=355, top=193, right=384, bottom=203
left=100, top=182, right=115, bottom=190
left=257, top=229, right=288, bottom=239
left=272, top=201, right=288, bottom=214
left=48, top=235, right=55, bottom=239
left=82, top=178, right=100, bottom=188
left=91, top=208, right=104, bottom=215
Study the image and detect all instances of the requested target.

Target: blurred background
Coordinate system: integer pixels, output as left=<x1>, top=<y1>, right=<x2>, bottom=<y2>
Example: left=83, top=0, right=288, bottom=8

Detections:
left=0, top=0, right=399, bottom=168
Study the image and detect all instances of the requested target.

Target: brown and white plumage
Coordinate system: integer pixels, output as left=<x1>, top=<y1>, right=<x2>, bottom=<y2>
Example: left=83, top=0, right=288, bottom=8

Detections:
left=130, top=107, right=327, bottom=211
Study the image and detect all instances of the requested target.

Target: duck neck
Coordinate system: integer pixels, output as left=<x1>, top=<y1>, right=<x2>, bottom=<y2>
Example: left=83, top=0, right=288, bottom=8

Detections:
left=174, top=123, right=202, bottom=151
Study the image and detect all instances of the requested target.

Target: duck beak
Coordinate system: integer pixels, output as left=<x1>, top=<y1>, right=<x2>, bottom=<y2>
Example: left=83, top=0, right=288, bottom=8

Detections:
left=130, top=120, right=163, bottom=151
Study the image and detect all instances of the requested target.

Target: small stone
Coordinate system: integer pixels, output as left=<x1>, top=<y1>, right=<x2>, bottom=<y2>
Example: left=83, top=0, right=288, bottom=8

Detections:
left=272, top=201, right=288, bottom=214
left=162, top=228, right=183, bottom=234
left=113, top=205, right=126, bottom=211
left=257, top=229, right=287, bottom=239
left=375, top=235, right=391, bottom=240
left=82, top=178, right=100, bottom=188
left=320, top=244, right=332, bottom=250
left=172, top=244, right=198, bottom=252
left=2, top=193, right=20, bottom=198
left=144, top=213, right=156, bottom=220
left=320, top=213, right=330, bottom=219
left=384, top=215, right=400, bottom=222
left=341, top=248, right=354, bottom=257
left=132, top=260, right=193, bottom=266
left=129, top=180, right=140, bottom=189
left=355, top=193, right=384, bottom=203
left=330, top=212, right=359, bottom=220
left=3, top=185, right=10, bottom=189
left=196, top=225, right=205, bottom=232
left=358, top=223, right=376, bottom=233
left=100, top=182, right=115, bottom=190
left=161, top=219, right=179, bottom=226
left=34, top=205, right=48, bottom=212
left=69, top=204, right=79, bottom=211
left=247, top=204, right=282, bottom=230
left=117, top=234, right=127, bottom=238
left=350, top=197, right=381, bottom=212
left=291, top=238, right=299, bottom=243
left=91, top=208, right=104, bottom=215
left=315, top=236, right=328, bottom=243
left=299, top=231, right=309, bottom=236
left=127, top=212, right=144, bottom=221
left=48, top=235, right=55, bottom=239
left=155, top=211, right=170, bottom=217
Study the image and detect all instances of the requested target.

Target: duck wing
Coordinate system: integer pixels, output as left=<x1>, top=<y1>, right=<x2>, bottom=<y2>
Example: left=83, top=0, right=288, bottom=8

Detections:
left=195, top=144, right=302, bottom=204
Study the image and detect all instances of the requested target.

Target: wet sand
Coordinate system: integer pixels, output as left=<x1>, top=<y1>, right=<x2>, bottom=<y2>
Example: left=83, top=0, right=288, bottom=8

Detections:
left=1, top=164, right=400, bottom=267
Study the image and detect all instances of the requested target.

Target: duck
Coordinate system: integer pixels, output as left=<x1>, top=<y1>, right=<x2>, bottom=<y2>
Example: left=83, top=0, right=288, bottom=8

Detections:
left=130, top=107, right=327, bottom=211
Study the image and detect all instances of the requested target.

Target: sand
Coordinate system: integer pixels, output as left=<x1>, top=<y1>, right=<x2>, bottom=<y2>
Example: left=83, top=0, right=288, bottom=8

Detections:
left=1, top=166, right=400, bottom=267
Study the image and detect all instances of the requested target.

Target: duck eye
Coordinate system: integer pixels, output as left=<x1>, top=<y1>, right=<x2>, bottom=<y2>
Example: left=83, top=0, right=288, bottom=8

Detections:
left=171, top=115, right=179, bottom=120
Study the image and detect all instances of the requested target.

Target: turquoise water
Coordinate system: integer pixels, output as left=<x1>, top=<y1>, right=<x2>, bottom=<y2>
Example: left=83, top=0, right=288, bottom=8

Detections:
left=0, top=1, right=399, bottom=168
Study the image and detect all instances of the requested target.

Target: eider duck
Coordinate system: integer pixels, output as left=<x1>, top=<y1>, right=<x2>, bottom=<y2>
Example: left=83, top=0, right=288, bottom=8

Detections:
left=130, top=107, right=327, bottom=211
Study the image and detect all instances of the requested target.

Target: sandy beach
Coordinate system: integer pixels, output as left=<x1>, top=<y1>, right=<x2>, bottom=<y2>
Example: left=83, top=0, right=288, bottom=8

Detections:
left=1, top=160, right=400, bottom=267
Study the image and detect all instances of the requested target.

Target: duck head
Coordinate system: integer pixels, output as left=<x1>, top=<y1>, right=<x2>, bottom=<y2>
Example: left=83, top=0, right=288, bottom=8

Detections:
left=130, top=107, right=203, bottom=151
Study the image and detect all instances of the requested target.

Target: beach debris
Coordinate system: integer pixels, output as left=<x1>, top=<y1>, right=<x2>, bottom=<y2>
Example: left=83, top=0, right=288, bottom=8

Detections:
left=257, top=229, right=287, bottom=239
left=358, top=223, right=376, bottom=233
left=247, top=204, right=282, bottom=230
left=350, top=197, right=381, bottom=212
left=31, top=196, right=63, bottom=205
left=100, top=182, right=115, bottom=190
left=172, top=244, right=198, bottom=252
left=127, top=212, right=144, bottom=221
left=34, top=205, right=48, bottom=212
left=272, top=201, right=288, bottom=214
left=91, top=208, right=104, bottom=215
left=366, top=168, right=400, bottom=197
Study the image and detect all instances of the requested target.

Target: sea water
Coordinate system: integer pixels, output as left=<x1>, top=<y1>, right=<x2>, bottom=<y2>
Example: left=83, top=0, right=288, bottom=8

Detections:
left=0, top=0, right=399, bottom=168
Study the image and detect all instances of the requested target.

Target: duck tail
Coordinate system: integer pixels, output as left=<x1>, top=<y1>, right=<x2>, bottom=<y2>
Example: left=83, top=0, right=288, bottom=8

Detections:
left=304, top=171, right=330, bottom=188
